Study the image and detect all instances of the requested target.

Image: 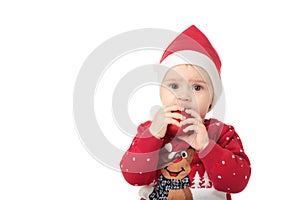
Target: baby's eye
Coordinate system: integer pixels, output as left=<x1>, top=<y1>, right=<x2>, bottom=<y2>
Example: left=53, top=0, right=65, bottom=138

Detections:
left=193, top=84, right=203, bottom=91
left=169, top=83, right=179, bottom=90
left=181, top=151, right=188, bottom=158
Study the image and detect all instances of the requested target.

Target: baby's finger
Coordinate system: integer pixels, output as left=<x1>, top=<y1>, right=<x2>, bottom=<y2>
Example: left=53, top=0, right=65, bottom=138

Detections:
left=185, top=109, right=202, bottom=120
left=180, top=118, right=199, bottom=126
left=183, top=124, right=199, bottom=133
left=165, top=118, right=181, bottom=127
left=165, top=112, right=186, bottom=121
left=163, top=105, right=184, bottom=112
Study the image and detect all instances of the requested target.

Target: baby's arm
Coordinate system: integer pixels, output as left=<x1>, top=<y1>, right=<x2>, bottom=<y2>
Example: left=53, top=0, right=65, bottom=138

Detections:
left=198, top=120, right=251, bottom=193
left=120, top=121, right=163, bottom=186
left=120, top=105, right=185, bottom=186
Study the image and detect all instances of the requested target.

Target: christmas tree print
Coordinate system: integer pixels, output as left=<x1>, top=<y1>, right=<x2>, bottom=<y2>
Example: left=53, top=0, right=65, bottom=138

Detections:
left=201, top=171, right=212, bottom=188
left=191, top=171, right=202, bottom=188
left=191, top=171, right=212, bottom=189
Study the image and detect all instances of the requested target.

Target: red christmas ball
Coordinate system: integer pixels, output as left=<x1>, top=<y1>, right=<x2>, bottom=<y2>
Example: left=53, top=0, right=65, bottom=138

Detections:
left=166, top=110, right=193, bottom=138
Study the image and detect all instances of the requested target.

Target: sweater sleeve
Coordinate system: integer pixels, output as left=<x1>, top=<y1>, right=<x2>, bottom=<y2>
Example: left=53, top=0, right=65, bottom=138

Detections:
left=120, top=121, right=164, bottom=186
left=197, top=120, right=251, bottom=193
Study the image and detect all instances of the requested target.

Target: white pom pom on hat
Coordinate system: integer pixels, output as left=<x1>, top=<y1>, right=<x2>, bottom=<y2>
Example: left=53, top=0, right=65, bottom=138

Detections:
left=159, top=25, right=223, bottom=108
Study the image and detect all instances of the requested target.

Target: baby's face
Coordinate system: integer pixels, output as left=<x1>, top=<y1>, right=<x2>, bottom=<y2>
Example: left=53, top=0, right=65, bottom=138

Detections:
left=160, top=64, right=213, bottom=118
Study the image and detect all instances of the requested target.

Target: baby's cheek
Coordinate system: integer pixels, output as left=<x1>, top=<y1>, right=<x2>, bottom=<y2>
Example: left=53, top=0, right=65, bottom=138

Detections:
left=197, top=98, right=212, bottom=116
left=160, top=89, right=176, bottom=105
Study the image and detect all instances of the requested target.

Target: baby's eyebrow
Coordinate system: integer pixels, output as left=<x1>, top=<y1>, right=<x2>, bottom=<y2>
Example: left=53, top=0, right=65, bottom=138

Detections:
left=163, top=78, right=207, bottom=85
left=163, top=78, right=181, bottom=82
left=189, top=79, right=207, bottom=84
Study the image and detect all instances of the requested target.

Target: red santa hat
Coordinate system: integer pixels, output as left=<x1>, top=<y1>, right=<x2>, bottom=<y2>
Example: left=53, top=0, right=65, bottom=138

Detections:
left=159, top=25, right=223, bottom=108
left=158, top=138, right=190, bottom=168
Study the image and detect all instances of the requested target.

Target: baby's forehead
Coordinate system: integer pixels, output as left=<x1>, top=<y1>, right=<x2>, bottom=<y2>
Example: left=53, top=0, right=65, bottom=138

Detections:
left=163, top=64, right=212, bottom=83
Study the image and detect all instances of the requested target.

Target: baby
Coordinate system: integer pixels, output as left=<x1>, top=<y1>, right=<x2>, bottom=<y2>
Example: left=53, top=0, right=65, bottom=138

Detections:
left=120, top=25, right=251, bottom=200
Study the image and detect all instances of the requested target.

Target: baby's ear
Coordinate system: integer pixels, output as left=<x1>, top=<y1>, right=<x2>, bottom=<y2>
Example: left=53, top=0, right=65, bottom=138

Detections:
left=186, top=149, right=195, bottom=164
left=207, top=103, right=212, bottom=112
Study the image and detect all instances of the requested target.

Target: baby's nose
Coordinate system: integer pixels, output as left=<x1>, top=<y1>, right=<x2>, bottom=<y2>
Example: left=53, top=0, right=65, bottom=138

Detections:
left=178, top=95, right=190, bottom=101
left=177, top=92, right=192, bottom=106
left=176, top=86, right=192, bottom=101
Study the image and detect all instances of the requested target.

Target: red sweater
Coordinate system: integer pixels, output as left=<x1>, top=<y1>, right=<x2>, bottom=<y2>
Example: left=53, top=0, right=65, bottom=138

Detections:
left=120, top=118, right=251, bottom=200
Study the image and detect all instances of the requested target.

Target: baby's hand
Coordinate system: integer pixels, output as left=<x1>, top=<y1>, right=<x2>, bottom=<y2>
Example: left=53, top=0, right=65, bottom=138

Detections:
left=149, top=105, right=185, bottom=139
left=177, top=109, right=209, bottom=151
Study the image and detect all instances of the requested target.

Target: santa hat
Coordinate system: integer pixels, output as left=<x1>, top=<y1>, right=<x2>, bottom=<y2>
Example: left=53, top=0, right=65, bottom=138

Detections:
left=158, top=138, right=190, bottom=168
left=159, top=25, right=223, bottom=108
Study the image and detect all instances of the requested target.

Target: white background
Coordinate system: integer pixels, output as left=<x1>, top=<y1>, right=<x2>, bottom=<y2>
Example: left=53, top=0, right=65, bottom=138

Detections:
left=1, top=0, right=300, bottom=199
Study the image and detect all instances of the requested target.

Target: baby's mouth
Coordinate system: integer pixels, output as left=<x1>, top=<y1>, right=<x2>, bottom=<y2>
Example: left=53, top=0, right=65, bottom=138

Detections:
left=165, top=167, right=185, bottom=177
